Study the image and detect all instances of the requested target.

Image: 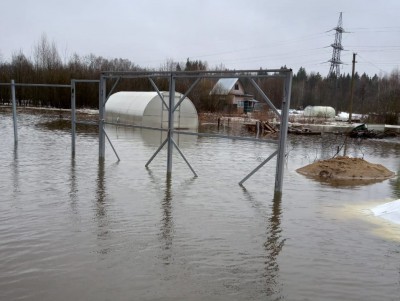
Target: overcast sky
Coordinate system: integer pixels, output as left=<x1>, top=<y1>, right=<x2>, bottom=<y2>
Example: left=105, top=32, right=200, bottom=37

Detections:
left=1, top=0, right=399, bottom=77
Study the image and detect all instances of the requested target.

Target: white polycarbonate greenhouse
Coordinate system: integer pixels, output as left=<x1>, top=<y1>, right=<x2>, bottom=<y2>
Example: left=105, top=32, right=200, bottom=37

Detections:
left=105, top=91, right=198, bottom=129
left=303, top=106, right=336, bottom=118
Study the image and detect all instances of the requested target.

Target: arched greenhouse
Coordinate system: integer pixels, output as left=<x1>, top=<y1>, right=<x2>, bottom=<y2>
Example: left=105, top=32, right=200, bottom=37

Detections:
left=105, top=91, right=198, bottom=130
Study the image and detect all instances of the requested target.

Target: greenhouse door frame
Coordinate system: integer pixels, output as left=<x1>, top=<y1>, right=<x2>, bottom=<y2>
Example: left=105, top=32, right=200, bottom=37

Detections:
left=99, top=69, right=292, bottom=194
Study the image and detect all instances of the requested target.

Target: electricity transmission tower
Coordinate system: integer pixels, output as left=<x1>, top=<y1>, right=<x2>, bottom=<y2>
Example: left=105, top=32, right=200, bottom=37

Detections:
left=328, top=12, right=345, bottom=77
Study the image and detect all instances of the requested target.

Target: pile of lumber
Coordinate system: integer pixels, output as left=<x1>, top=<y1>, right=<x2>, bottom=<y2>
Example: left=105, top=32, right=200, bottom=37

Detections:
left=244, top=121, right=277, bottom=135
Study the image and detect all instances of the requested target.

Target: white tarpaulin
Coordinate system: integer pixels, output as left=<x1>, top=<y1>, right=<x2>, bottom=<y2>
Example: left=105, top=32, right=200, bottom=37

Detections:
left=371, top=199, right=400, bottom=225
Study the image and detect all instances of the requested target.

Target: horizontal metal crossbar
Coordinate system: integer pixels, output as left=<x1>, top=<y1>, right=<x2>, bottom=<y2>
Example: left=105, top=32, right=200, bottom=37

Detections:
left=101, top=69, right=291, bottom=77
left=72, top=80, right=100, bottom=83
left=1, top=81, right=98, bottom=86
left=100, top=73, right=288, bottom=80
left=100, top=70, right=291, bottom=81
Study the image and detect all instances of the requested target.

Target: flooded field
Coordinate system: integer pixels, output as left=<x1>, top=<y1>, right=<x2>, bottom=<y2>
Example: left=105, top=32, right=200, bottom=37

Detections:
left=1, top=112, right=400, bottom=301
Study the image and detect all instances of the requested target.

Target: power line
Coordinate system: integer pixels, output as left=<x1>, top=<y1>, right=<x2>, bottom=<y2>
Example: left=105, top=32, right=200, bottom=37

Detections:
left=357, top=54, right=386, bottom=73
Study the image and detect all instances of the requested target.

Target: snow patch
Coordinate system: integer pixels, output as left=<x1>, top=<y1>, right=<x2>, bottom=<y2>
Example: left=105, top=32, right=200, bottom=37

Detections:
left=371, top=199, right=400, bottom=225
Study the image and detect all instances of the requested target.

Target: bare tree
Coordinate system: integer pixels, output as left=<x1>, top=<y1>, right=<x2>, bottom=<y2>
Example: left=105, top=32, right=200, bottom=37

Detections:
left=32, top=33, right=61, bottom=70
left=159, top=58, right=180, bottom=72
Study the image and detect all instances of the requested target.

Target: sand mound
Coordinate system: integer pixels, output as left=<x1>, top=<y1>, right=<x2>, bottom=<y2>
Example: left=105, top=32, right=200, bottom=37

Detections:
left=296, top=156, right=395, bottom=182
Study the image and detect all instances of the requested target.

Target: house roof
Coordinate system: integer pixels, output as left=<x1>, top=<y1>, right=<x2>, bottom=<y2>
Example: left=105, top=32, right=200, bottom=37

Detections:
left=210, top=78, right=239, bottom=95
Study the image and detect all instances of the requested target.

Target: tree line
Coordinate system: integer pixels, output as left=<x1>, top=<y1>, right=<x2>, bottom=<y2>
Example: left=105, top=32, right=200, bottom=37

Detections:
left=292, top=67, right=400, bottom=124
left=0, top=35, right=399, bottom=124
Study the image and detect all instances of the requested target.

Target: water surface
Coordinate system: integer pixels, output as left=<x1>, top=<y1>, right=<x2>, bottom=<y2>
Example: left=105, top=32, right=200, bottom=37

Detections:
left=1, top=112, right=399, bottom=300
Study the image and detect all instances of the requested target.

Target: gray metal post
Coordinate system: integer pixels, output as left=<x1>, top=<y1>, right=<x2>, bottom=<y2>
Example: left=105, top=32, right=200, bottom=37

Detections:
left=274, top=71, right=292, bottom=194
left=166, top=74, right=175, bottom=175
left=71, top=80, right=76, bottom=155
left=11, top=80, right=18, bottom=145
left=99, top=76, right=106, bottom=159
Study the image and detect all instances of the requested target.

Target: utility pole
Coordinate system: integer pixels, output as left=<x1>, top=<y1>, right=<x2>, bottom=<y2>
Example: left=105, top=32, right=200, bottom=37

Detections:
left=349, top=53, right=356, bottom=123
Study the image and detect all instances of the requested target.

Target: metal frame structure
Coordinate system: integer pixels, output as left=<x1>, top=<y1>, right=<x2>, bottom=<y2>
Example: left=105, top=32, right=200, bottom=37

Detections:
left=95, top=69, right=292, bottom=193
left=2, top=69, right=292, bottom=194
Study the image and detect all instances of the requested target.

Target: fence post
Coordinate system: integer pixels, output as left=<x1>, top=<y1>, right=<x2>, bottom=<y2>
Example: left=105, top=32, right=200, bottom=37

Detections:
left=11, top=80, right=18, bottom=145
left=166, top=74, right=175, bottom=175
left=274, top=71, right=292, bottom=195
left=99, top=76, right=106, bottom=160
left=71, top=80, right=76, bottom=155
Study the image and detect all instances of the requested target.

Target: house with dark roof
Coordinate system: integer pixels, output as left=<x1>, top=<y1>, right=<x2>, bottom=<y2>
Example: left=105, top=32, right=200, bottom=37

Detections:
left=210, top=78, right=258, bottom=113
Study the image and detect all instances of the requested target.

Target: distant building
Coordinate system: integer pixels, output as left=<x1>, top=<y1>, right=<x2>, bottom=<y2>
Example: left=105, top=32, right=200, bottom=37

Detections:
left=210, top=78, right=258, bottom=113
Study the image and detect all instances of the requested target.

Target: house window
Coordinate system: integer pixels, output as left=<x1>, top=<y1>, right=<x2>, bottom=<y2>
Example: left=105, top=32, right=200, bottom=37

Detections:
left=234, top=84, right=239, bottom=90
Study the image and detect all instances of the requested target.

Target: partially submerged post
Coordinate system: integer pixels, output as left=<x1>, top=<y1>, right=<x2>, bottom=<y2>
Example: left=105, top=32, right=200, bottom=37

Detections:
left=11, top=80, right=18, bottom=145
left=275, top=72, right=292, bottom=194
left=71, top=80, right=76, bottom=155
left=166, top=75, right=175, bottom=176
left=99, top=76, right=106, bottom=160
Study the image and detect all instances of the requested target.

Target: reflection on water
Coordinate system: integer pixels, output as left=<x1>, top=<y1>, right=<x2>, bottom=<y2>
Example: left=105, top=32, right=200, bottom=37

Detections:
left=264, top=193, right=285, bottom=297
left=96, top=159, right=106, bottom=211
left=95, top=159, right=111, bottom=254
left=69, top=156, right=78, bottom=214
left=242, top=188, right=285, bottom=298
left=105, top=125, right=198, bottom=148
left=151, top=170, right=197, bottom=266
left=390, top=161, right=400, bottom=199
left=38, top=119, right=98, bottom=134
left=301, top=174, right=394, bottom=188
left=160, top=174, right=173, bottom=265
left=391, top=176, right=400, bottom=199
left=12, top=145, right=19, bottom=197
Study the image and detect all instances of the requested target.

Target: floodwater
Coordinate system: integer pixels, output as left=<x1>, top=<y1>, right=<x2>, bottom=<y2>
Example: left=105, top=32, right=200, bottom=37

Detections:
left=1, top=112, right=400, bottom=301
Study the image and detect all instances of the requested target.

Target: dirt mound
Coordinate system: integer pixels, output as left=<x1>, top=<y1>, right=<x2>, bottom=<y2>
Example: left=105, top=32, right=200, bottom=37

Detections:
left=296, top=156, right=395, bottom=183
